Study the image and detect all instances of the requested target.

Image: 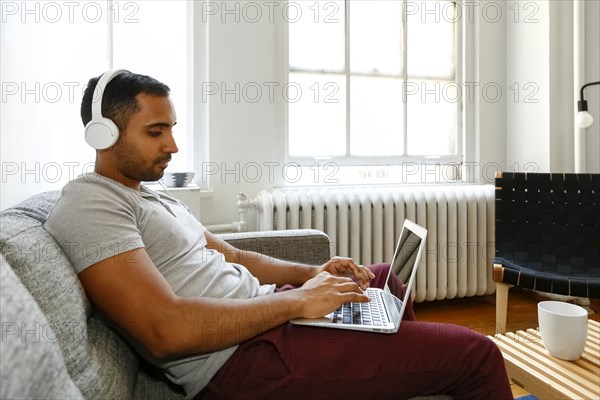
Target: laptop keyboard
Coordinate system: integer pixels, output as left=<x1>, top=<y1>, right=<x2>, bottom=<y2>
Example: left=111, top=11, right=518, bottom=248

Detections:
left=332, top=288, right=386, bottom=326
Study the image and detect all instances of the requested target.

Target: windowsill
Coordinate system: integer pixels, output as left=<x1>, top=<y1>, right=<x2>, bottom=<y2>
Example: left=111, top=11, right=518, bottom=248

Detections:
left=274, top=162, right=478, bottom=187
left=144, top=183, right=214, bottom=199
left=143, top=183, right=213, bottom=220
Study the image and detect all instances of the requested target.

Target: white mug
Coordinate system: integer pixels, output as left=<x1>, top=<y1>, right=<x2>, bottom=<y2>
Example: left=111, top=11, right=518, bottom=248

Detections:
left=538, top=301, right=588, bottom=361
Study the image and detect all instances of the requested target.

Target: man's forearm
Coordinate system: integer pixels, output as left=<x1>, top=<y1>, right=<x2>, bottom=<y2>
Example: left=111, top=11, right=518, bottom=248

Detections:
left=159, top=290, right=306, bottom=358
left=232, top=248, right=318, bottom=286
left=204, top=231, right=319, bottom=286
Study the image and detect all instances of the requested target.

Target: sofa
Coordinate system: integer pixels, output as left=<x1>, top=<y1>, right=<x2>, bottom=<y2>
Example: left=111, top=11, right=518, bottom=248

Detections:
left=0, top=191, right=451, bottom=399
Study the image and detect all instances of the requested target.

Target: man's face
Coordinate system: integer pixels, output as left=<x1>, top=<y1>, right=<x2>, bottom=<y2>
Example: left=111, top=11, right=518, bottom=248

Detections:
left=112, top=93, right=178, bottom=184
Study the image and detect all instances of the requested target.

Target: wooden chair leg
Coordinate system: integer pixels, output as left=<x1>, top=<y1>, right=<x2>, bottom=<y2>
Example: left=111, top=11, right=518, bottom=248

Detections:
left=496, top=282, right=510, bottom=334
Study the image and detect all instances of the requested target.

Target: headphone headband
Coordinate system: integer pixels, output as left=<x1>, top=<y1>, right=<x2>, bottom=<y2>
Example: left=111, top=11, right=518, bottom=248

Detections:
left=91, top=69, right=129, bottom=118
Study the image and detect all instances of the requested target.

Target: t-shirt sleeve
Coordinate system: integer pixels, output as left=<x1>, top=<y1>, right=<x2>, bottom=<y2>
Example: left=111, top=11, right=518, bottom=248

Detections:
left=44, top=181, right=145, bottom=274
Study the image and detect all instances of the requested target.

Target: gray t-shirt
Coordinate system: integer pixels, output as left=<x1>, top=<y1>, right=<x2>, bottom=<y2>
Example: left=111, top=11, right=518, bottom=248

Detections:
left=44, top=173, right=275, bottom=398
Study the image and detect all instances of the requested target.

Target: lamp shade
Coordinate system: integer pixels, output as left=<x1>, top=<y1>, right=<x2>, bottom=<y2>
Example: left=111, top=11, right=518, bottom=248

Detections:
left=576, top=111, right=594, bottom=128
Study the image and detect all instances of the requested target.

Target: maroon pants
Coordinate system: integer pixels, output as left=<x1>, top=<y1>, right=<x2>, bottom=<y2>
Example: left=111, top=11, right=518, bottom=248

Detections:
left=203, top=264, right=512, bottom=400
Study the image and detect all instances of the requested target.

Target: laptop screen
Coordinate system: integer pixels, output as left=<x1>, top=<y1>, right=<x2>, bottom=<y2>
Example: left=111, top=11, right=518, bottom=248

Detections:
left=385, top=219, right=427, bottom=291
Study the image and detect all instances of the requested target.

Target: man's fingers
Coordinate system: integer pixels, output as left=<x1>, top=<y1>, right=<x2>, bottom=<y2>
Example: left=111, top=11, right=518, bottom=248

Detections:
left=340, top=291, right=370, bottom=303
left=320, top=273, right=365, bottom=295
left=328, top=257, right=372, bottom=278
left=326, top=261, right=376, bottom=291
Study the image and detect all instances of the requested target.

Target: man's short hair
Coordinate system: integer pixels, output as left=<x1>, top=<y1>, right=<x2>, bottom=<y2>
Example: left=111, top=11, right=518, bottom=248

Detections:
left=80, top=72, right=170, bottom=132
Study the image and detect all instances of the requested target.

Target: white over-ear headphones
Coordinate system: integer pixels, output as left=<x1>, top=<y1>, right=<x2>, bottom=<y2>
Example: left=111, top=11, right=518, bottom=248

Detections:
left=84, top=68, right=130, bottom=150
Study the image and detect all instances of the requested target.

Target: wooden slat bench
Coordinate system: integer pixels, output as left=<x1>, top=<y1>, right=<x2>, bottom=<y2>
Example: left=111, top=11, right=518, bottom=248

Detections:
left=490, top=319, right=600, bottom=400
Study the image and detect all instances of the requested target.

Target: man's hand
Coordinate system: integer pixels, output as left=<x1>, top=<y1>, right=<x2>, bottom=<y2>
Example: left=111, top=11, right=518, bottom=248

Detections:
left=316, top=257, right=375, bottom=291
left=295, top=271, right=370, bottom=319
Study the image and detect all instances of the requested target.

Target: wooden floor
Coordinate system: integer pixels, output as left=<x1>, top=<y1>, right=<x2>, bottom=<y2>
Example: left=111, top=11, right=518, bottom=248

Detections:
left=412, top=288, right=600, bottom=399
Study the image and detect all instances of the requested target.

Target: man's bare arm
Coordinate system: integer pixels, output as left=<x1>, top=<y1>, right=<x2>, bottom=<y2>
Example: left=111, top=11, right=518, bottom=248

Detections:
left=204, top=231, right=319, bottom=286
left=78, top=247, right=367, bottom=360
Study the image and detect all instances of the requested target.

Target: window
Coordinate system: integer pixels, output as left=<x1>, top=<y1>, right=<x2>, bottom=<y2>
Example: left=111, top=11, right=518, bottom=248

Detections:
left=286, top=0, right=461, bottom=184
left=0, top=0, right=191, bottom=200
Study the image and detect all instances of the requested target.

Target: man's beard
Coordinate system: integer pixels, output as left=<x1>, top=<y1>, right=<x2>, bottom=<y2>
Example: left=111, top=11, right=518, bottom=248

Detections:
left=113, top=141, right=170, bottom=182
left=120, top=160, right=166, bottom=182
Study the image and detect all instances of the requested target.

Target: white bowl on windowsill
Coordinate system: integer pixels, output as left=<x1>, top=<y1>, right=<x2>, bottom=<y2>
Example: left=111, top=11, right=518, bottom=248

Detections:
left=160, top=172, right=195, bottom=188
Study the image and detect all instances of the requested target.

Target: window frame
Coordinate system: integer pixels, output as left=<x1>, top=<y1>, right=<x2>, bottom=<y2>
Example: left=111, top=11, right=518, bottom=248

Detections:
left=278, top=0, right=465, bottom=173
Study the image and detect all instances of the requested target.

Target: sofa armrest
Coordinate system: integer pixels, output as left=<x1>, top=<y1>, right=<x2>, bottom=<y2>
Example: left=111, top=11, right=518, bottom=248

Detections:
left=218, top=229, right=331, bottom=266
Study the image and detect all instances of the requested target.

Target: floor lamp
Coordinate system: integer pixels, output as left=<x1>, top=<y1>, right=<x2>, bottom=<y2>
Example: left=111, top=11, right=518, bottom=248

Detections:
left=574, top=81, right=599, bottom=312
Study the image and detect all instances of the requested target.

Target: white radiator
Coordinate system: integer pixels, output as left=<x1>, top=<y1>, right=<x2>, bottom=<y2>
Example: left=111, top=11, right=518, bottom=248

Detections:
left=255, top=185, right=496, bottom=302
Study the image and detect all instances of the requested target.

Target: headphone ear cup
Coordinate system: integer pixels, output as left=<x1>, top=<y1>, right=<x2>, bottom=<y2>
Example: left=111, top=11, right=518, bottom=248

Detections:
left=84, top=117, right=120, bottom=150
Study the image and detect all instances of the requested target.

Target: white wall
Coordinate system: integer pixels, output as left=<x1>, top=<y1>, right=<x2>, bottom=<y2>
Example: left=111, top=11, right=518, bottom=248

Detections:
left=504, top=1, right=554, bottom=172
left=472, top=0, right=507, bottom=182
left=198, top=12, right=281, bottom=226
left=2, top=0, right=599, bottom=228
left=504, top=0, right=600, bottom=174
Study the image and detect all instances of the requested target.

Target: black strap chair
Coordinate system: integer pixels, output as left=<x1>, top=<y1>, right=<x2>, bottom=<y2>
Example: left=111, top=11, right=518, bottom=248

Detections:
left=493, top=172, right=600, bottom=333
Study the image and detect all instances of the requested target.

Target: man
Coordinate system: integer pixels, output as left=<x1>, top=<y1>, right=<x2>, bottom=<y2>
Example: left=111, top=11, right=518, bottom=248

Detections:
left=45, top=71, right=512, bottom=399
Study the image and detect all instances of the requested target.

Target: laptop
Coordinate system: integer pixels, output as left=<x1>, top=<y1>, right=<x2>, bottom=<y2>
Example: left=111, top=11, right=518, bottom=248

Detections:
left=290, top=219, right=427, bottom=334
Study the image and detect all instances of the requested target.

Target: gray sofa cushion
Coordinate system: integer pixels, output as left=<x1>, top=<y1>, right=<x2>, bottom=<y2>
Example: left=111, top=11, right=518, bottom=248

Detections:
left=219, top=229, right=331, bottom=265
left=0, top=191, right=140, bottom=399
left=0, top=253, right=83, bottom=399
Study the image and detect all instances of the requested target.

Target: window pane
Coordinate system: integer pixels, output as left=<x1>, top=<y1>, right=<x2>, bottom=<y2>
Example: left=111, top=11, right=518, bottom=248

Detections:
left=350, top=1, right=403, bottom=75
left=288, top=73, right=346, bottom=157
left=350, top=76, right=404, bottom=156
left=406, top=80, right=457, bottom=156
left=113, top=1, right=190, bottom=171
left=407, top=1, right=455, bottom=78
left=289, top=0, right=345, bottom=72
